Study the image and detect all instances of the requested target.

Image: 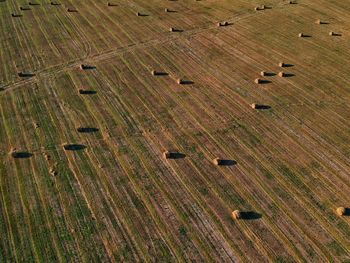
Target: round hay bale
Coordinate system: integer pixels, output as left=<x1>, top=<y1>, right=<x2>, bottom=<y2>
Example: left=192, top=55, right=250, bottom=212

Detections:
left=279, top=62, right=285, bottom=67
left=251, top=103, right=257, bottom=109
left=49, top=168, right=58, bottom=176
left=163, top=151, right=171, bottom=159
left=169, top=27, right=174, bottom=32
left=212, top=158, right=220, bottom=165
left=232, top=210, right=241, bottom=220
left=260, top=71, right=266, bottom=76
left=336, top=207, right=346, bottom=216
left=278, top=72, right=285, bottom=77
left=298, top=33, right=304, bottom=37
left=254, top=78, right=262, bottom=84
left=329, top=31, right=335, bottom=36
left=315, top=19, right=321, bottom=24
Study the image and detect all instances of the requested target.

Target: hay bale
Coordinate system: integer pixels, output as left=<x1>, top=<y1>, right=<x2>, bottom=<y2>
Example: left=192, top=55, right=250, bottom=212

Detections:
left=315, top=19, right=321, bottom=24
left=254, top=78, right=262, bottom=84
left=151, top=70, right=166, bottom=76
left=49, top=168, right=58, bottom=176
left=136, top=12, right=141, bottom=16
left=329, top=31, right=335, bottom=36
left=251, top=103, right=257, bottom=109
left=177, top=78, right=184, bottom=84
left=217, top=21, right=229, bottom=27
left=260, top=71, right=267, bottom=76
left=44, top=153, right=51, bottom=161
left=165, top=8, right=169, bottom=12
left=163, top=151, right=172, bottom=159
left=278, top=72, right=285, bottom=77
left=212, top=158, right=220, bottom=165
left=255, top=5, right=265, bottom=11
left=232, top=210, right=241, bottom=220
left=298, top=33, right=304, bottom=37
left=336, top=207, right=346, bottom=216
left=279, top=62, right=285, bottom=67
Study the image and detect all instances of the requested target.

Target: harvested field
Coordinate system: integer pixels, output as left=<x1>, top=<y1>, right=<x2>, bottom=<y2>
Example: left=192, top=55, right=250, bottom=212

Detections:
left=0, top=0, right=350, bottom=262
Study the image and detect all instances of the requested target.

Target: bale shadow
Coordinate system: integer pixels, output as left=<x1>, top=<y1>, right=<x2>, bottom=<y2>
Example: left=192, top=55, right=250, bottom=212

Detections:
left=63, top=144, right=86, bottom=151
left=79, top=89, right=97, bottom=95
left=12, top=151, right=33, bottom=159
left=18, top=72, right=35, bottom=77
left=255, top=104, right=271, bottom=110
left=263, top=72, right=276, bottom=76
left=138, top=13, right=149, bottom=17
left=167, top=152, right=186, bottom=159
left=153, top=71, right=168, bottom=76
left=218, top=159, right=237, bottom=166
left=343, top=208, right=350, bottom=216
left=301, top=34, right=312, bottom=38
left=20, top=6, right=31, bottom=10
left=179, top=80, right=194, bottom=85
left=240, top=211, right=262, bottom=220
left=331, top=33, right=342, bottom=36
left=171, top=28, right=184, bottom=32
left=259, top=79, right=272, bottom=84
left=77, top=127, right=99, bottom=133
left=283, top=73, right=295, bottom=77
left=282, top=63, right=294, bottom=68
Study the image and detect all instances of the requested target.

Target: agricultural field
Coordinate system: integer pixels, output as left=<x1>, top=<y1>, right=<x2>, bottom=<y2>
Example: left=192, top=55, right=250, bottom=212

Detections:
left=0, top=0, right=350, bottom=261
